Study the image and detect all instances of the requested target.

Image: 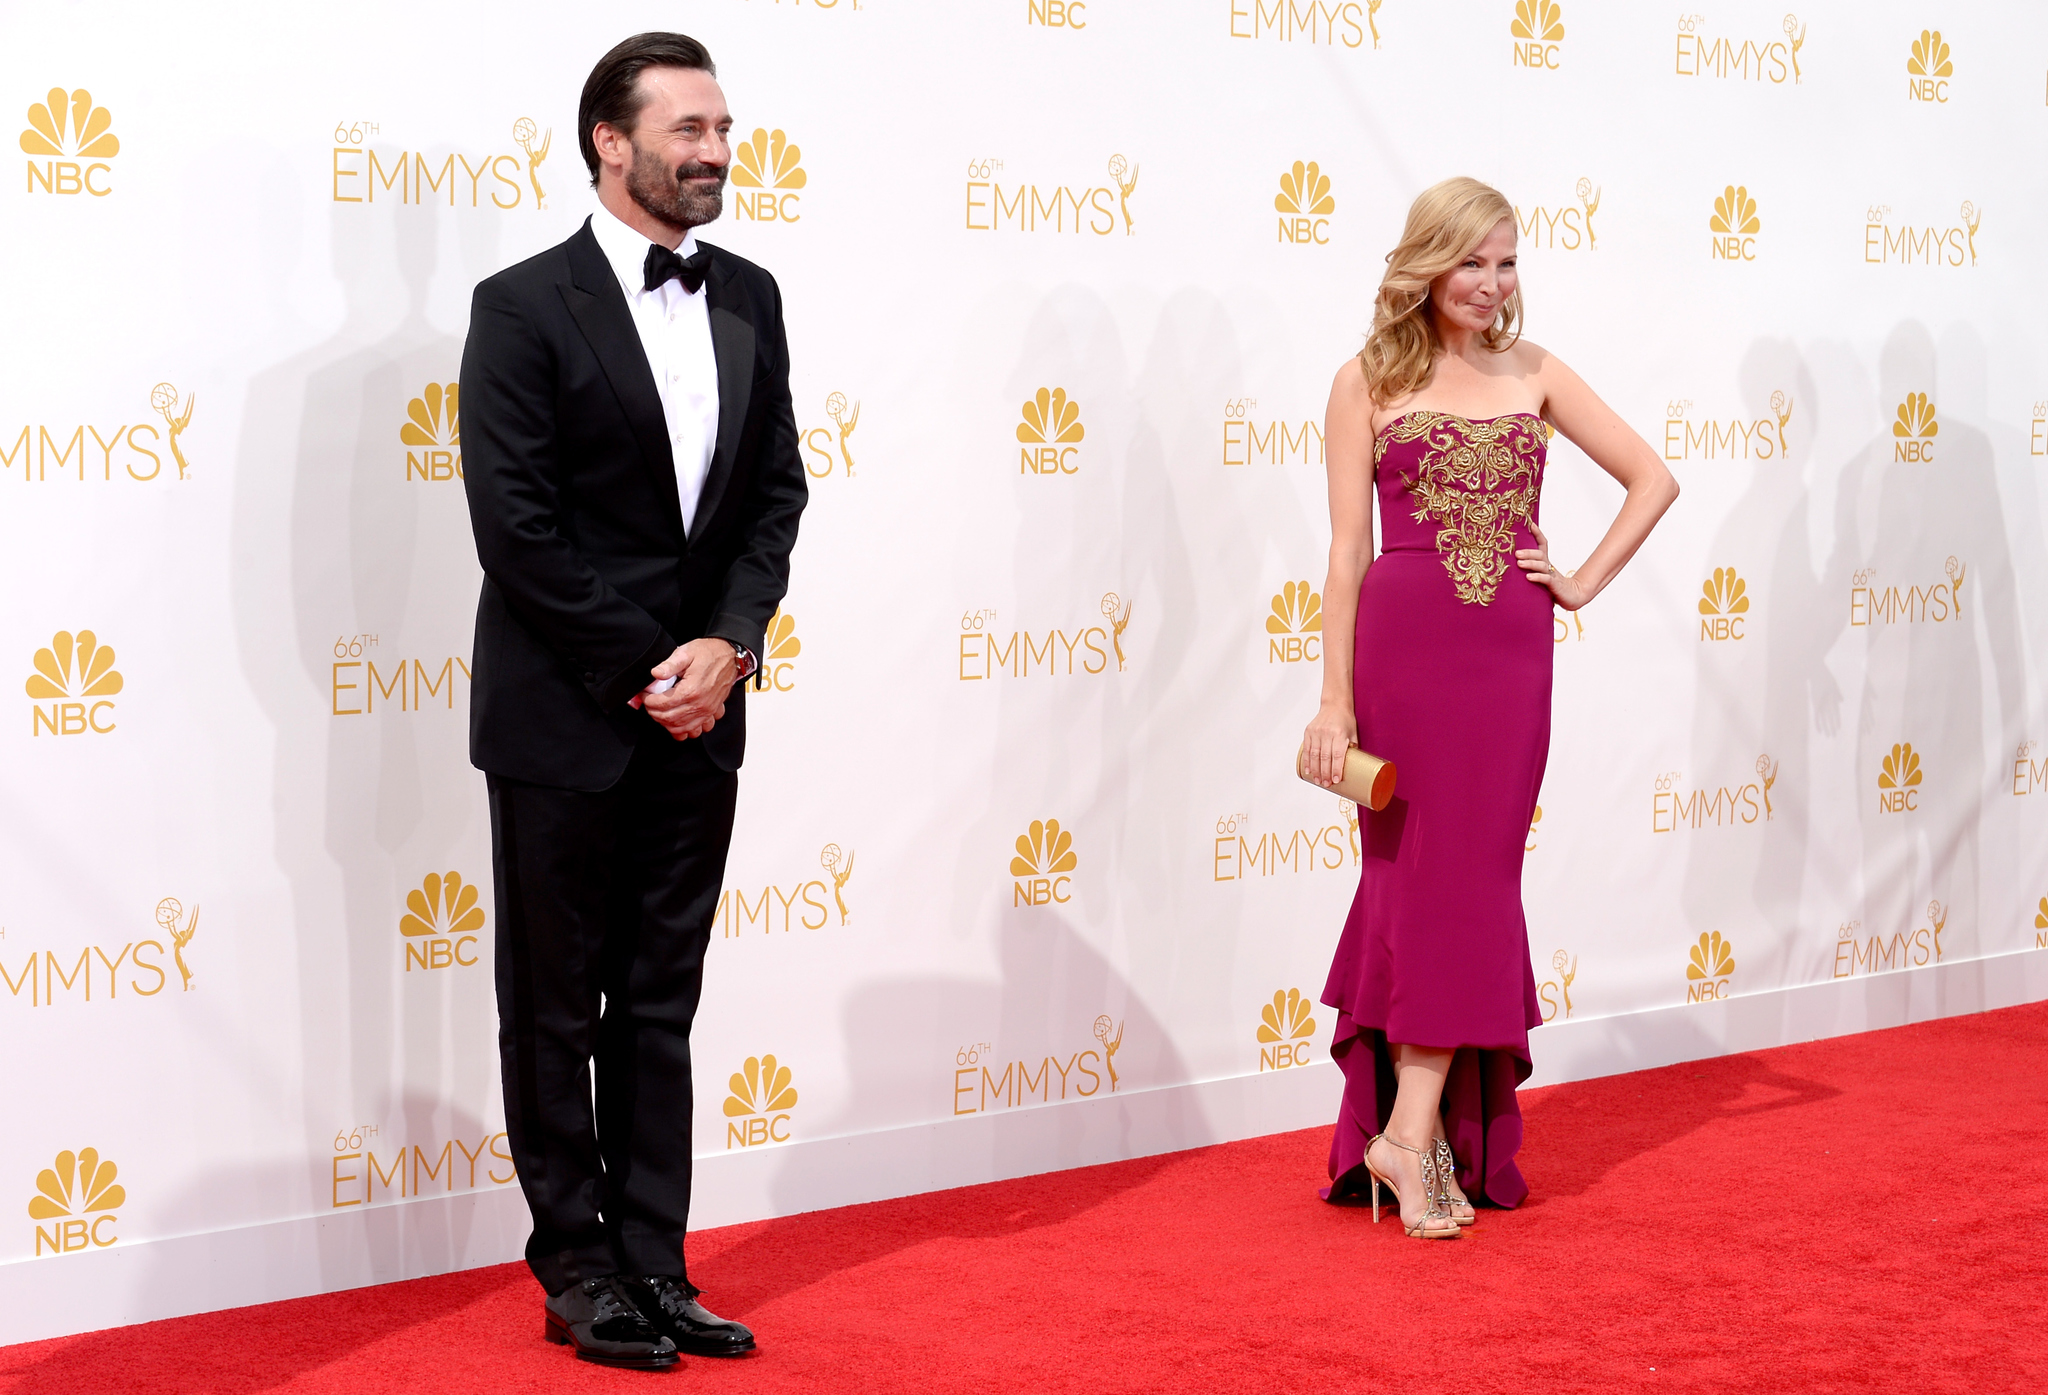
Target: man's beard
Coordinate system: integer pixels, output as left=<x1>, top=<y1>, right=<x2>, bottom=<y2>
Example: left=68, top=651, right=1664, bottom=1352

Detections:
left=624, top=138, right=725, bottom=231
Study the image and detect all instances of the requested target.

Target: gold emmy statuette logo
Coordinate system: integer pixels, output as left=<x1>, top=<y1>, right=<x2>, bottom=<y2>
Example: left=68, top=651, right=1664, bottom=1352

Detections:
left=1878, top=742, right=1923, bottom=813
left=1946, top=556, right=1967, bottom=616
left=1922, top=900, right=1948, bottom=962
left=148, top=383, right=195, bottom=479
left=1511, top=0, right=1565, bottom=68
left=751, top=607, right=801, bottom=693
left=1710, top=185, right=1760, bottom=261
left=399, top=871, right=485, bottom=971
left=1769, top=390, right=1793, bottom=456
left=26, top=630, right=122, bottom=737
left=1274, top=160, right=1335, bottom=243
left=1892, top=393, right=1937, bottom=461
left=2034, top=895, right=2046, bottom=948
left=1756, top=755, right=1778, bottom=819
left=1011, top=818, right=1078, bottom=907
left=1257, top=988, right=1316, bottom=1070
left=155, top=897, right=198, bottom=991
left=1907, top=29, right=1952, bottom=102
left=1538, top=949, right=1576, bottom=1022
left=826, top=393, right=857, bottom=476
left=1576, top=177, right=1599, bottom=249
left=402, top=383, right=462, bottom=481
left=1686, top=931, right=1736, bottom=1001
left=1698, top=566, right=1750, bottom=641
left=512, top=118, right=550, bottom=210
left=1108, top=154, right=1138, bottom=234
left=29, top=1147, right=124, bottom=1255
left=723, top=1054, right=796, bottom=1147
left=1784, top=15, right=1806, bottom=81
left=1340, top=797, right=1361, bottom=862
left=1102, top=592, right=1132, bottom=670
left=820, top=843, right=854, bottom=925
left=1017, top=388, right=1084, bottom=475
left=1266, top=581, right=1323, bottom=663
left=732, top=128, right=805, bottom=223
left=21, top=87, right=118, bottom=195
left=1093, top=1015, right=1123, bottom=1091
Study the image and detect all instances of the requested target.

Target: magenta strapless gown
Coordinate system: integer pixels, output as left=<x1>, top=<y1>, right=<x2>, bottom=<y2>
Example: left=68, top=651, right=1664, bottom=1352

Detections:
left=1321, top=410, right=1550, bottom=1208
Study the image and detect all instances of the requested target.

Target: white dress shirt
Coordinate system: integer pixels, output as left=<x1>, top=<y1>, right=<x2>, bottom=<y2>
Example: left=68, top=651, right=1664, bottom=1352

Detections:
left=587, top=203, right=720, bottom=537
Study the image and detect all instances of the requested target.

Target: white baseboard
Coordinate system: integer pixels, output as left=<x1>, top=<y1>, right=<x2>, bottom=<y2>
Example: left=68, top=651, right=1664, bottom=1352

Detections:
left=5, top=946, right=2043, bottom=1347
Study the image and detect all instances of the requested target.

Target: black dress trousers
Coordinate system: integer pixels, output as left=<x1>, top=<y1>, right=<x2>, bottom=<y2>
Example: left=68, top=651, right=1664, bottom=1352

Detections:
left=488, top=734, right=737, bottom=1295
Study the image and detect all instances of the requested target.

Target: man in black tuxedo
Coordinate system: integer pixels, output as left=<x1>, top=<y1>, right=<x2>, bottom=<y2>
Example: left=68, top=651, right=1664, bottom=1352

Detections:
left=459, top=32, right=804, bottom=1369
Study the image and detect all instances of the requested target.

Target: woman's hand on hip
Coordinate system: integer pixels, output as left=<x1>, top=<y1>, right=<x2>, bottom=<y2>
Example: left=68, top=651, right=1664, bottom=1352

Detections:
left=1516, top=524, right=1590, bottom=610
left=1302, top=702, right=1357, bottom=787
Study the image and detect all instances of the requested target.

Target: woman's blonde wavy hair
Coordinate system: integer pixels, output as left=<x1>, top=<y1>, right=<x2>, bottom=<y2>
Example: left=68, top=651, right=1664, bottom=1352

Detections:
left=1358, top=177, right=1522, bottom=406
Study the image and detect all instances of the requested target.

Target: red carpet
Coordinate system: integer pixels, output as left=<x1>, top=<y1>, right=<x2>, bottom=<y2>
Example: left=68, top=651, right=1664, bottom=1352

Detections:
left=6, top=1002, right=2046, bottom=1394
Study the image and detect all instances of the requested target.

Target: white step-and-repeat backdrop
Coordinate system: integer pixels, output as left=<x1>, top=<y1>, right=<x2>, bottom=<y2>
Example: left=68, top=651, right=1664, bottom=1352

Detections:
left=5, top=0, right=2046, bottom=1340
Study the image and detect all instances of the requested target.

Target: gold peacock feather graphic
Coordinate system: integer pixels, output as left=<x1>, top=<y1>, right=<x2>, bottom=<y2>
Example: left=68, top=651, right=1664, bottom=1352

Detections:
left=25, top=631, right=123, bottom=701
left=1511, top=0, right=1565, bottom=42
left=1016, top=388, right=1084, bottom=445
left=1010, top=819, right=1077, bottom=878
left=1879, top=743, right=1922, bottom=791
left=1893, top=393, right=1937, bottom=440
left=763, top=608, right=801, bottom=663
left=1710, top=185, right=1760, bottom=236
left=27, top=1149, right=124, bottom=1222
left=1687, top=931, right=1736, bottom=981
left=1267, top=582, right=1323, bottom=635
left=723, top=1055, right=797, bottom=1117
left=1907, top=29, right=1951, bottom=78
left=2035, top=896, right=2046, bottom=932
left=1274, top=161, right=1335, bottom=217
left=401, top=384, right=460, bottom=448
left=399, top=871, right=486, bottom=938
left=1698, top=567, right=1750, bottom=617
left=19, top=88, right=118, bottom=158
left=731, top=129, right=806, bottom=190
left=1257, top=988, right=1316, bottom=1044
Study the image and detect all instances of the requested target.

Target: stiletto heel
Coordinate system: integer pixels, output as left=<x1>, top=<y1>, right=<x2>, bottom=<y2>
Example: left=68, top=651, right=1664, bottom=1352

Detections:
left=1433, top=1137, right=1476, bottom=1226
left=1364, top=1134, right=1461, bottom=1239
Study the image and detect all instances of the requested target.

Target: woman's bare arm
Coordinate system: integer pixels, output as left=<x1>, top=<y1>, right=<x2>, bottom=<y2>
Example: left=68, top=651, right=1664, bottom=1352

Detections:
left=1517, top=348, right=1679, bottom=609
left=1303, top=361, right=1377, bottom=786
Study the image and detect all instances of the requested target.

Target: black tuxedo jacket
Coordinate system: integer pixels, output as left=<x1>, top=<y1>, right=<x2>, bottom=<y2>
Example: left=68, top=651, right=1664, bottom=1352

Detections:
left=459, top=218, right=805, bottom=790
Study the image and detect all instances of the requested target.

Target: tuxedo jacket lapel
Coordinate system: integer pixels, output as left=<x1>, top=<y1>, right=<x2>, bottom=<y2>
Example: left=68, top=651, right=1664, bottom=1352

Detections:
left=557, top=221, right=685, bottom=541
left=692, top=255, right=755, bottom=539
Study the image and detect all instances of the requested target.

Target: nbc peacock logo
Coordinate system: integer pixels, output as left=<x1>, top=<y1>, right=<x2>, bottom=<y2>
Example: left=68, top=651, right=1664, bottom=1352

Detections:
left=402, top=383, right=461, bottom=481
left=1274, top=160, right=1334, bottom=244
left=1892, top=393, right=1937, bottom=462
left=731, top=128, right=805, bottom=224
left=1511, top=0, right=1565, bottom=68
left=1256, top=988, right=1316, bottom=1071
left=752, top=607, right=801, bottom=694
left=399, top=871, right=486, bottom=972
left=21, top=87, right=118, bottom=196
left=1266, top=581, right=1323, bottom=663
left=1016, top=388, right=1085, bottom=475
left=1685, top=931, right=1736, bottom=1002
left=1878, top=742, right=1923, bottom=814
left=1698, top=566, right=1750, bottom=641
left=29, top=1147, right=124, bottom=1255
left=723, top=1054, right=797, bottom=1147
left=1010, top=818, right=1078, bottom=908
left=1710, top=185, right=1760, bottom=261
left=1906, top=29, right=1952, bottom=102
left=2034, top=895, right=2046, bottom=949
left=26, top=630, right=123, bottom=736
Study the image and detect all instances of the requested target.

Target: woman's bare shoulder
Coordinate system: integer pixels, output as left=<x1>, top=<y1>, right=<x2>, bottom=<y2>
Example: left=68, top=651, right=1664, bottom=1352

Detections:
left=1329, top=356, right=1371, bottom=404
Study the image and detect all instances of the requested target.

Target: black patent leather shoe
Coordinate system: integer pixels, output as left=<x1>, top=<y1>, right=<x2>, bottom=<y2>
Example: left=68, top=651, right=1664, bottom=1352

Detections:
left=543, top=1275, right=679, bottom=1369
left=633, top=1276, right=756, bottom=1357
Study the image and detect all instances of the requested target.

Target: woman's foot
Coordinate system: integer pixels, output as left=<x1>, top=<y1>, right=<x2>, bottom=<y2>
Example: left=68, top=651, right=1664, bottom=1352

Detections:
left=1433, top=1136, right=1476, bottom=1226
left=1365, top=1133, right=1461, bottom=1239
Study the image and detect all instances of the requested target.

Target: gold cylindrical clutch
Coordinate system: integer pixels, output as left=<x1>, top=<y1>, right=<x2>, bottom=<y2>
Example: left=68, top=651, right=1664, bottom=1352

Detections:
left=1296, top=743, right=1397, bottom=812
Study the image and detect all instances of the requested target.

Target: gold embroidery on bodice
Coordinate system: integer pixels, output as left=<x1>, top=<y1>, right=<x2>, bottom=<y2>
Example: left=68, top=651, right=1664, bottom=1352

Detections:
left=1374, top=411, right=1546, bottom=606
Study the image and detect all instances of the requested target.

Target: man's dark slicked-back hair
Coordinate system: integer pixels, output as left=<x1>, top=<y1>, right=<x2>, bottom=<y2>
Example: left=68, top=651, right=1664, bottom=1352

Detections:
left=578, top=32, right=716, bottom=188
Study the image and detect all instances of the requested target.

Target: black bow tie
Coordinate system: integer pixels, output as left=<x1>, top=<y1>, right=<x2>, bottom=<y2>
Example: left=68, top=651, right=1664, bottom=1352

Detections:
left=644, top=243, right=711, bottom=294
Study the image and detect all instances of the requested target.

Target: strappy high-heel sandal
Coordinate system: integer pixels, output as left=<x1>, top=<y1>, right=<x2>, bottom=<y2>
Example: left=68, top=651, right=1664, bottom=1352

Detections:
left=1433, top=1137, right=1476, bottom=1226
left=1364, top=1134, right=1461, bottom=1239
